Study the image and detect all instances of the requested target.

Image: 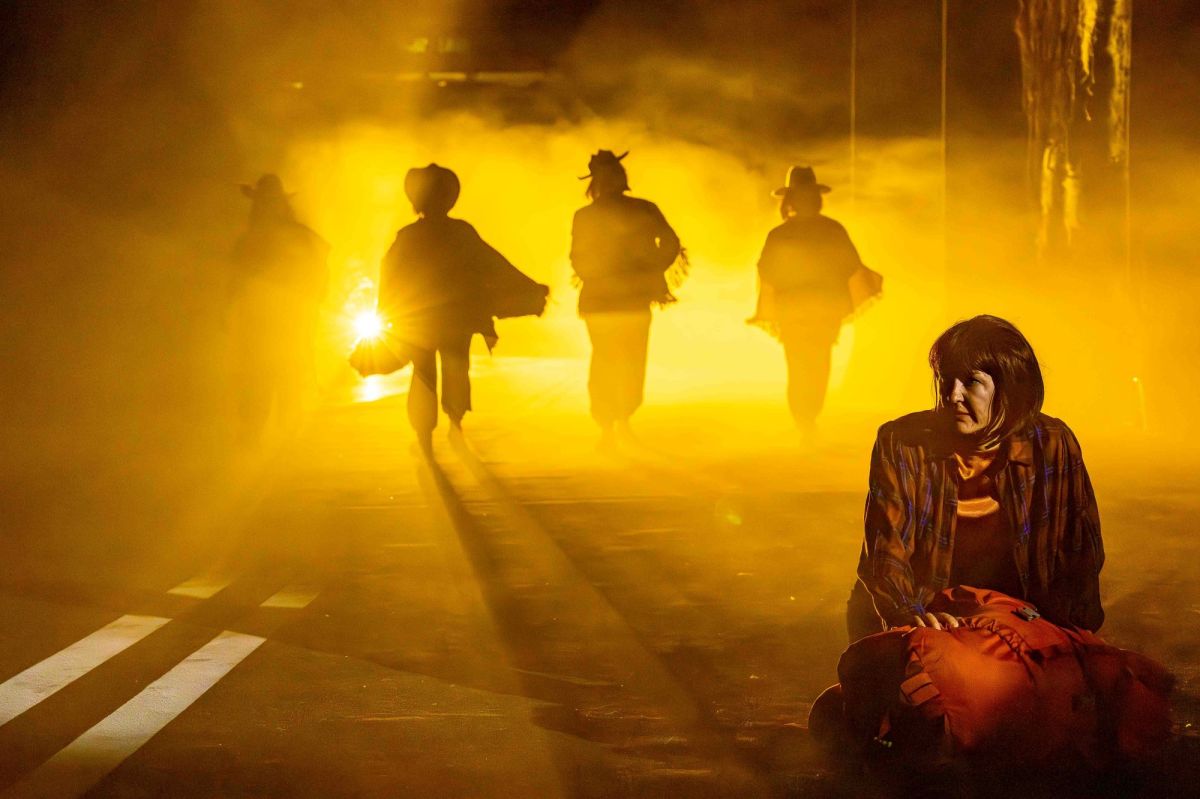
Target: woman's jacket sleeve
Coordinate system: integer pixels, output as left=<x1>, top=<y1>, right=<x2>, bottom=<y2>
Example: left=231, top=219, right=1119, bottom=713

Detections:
left=1046, top=428, right=1105, bottom=631
left=857, top=428, right=931, bottom=627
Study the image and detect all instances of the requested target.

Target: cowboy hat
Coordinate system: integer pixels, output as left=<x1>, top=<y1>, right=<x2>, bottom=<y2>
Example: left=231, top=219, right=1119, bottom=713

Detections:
left=772, top=165, right=831, bottom=197
left=240, top=173, right=294, bottom=199
left=404, top=163, right=460, bottom=213
left=578, top=150, right=629, bottom=180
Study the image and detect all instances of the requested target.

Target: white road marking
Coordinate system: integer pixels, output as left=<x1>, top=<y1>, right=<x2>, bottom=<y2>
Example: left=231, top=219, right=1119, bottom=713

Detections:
left=0, top=615, right=171, bottom=728
left=259, top=585, right=320, bottom=609
left=2, top=631, right=265, bottom=799
left=166, top=574, right=232, bottom=599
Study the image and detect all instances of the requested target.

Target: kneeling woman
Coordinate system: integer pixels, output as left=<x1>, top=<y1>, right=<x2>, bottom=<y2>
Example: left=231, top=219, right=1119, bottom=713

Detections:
left=849, top=315, right=1104, bottom=639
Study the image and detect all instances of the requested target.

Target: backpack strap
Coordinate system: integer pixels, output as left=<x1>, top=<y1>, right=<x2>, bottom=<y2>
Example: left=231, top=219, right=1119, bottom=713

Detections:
left=898, top=647, right=946, bottom=725
left=900, top=671, right=941, bottom=708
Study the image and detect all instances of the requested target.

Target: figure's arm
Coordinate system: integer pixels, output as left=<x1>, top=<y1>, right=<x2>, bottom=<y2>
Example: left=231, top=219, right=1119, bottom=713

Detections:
left=756, top=230, right=780, bottom=287
left=1051, top=429, right=1106, bottom=631
left=376, top=235, right=404, bottom=316
left=836, top=223, right=865, bottom=277
left=227, top=237, right=249, bottom=302
left=747, top=233, right=779, bottom=325
left=474, top=231, right=518, bottom=278
left=650, top=205, right=681, bottom=268
left=312, top=231, right=331, bottom=300
left=568, top=210, right=593, bottom=281
left=857, top=430, right=929, bottom=628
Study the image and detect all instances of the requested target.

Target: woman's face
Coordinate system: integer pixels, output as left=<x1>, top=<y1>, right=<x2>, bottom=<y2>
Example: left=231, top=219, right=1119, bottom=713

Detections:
left=939, top=369, right=996, bottom=437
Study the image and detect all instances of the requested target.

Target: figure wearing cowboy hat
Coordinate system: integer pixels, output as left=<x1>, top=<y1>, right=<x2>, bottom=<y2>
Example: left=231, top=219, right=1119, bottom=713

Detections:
left=230, top=173, right=329, bottom=443
left=750, top=166, right=865, bottom=441
left=570, top=150, right=682, bottom=449
left=378, top=164, right=548, bottom=452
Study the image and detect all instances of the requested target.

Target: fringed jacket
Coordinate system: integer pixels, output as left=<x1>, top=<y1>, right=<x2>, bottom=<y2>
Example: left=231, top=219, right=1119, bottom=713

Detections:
left=570, top=194, right=680, bottom=314
left=857, top=410, right=1104, bottom=631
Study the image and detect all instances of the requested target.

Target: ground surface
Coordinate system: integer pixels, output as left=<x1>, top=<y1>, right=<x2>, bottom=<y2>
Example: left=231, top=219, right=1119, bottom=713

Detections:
left=1, top=358, right=1198, bottom=797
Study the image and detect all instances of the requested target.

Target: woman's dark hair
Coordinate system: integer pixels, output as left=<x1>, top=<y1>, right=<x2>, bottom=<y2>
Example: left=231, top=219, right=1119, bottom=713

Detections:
left=929, top=315, right=1044, bottom=444
left=586, top=163, right=629, bottom=200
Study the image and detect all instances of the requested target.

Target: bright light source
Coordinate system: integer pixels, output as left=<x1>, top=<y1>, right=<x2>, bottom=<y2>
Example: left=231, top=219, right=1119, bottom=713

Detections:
left=353, top=310, right=384, bottom=340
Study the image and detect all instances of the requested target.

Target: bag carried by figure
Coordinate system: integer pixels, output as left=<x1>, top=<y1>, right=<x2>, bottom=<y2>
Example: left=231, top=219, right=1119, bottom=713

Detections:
left=347, top=333, right=411, bottom=377
left=814, top=587, right=1174, bottom=772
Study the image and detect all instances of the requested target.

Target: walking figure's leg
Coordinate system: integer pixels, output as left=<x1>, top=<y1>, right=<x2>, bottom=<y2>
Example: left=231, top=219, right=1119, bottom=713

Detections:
left=408, top=347, right=438, bottom=451
left=440, top=333, right=473, bottom=437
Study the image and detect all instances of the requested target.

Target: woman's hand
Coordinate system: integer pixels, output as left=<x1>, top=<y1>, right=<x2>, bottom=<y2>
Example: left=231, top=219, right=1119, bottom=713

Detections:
left=908, top=612, right=962, bottom=630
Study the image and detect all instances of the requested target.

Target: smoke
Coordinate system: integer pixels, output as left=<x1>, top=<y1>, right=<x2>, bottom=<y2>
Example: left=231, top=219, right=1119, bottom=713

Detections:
left=277, top=113, right=945, bottom=416
left=2, top=0, right=1199, bottom=568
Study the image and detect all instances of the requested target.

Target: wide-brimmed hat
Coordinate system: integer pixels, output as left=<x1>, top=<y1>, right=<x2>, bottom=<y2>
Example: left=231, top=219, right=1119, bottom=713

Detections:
left=578, top=150, right=629, bottom=180
left=772, top=165, right=831, bottom=197
left=404, top=163, right=460, bottom=212
left=240, top=173, right=294, bottom=200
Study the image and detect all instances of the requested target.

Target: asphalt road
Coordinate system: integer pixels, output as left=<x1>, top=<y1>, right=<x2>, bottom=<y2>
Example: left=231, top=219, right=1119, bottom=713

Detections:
left=1, top=359, right=1198, bottom=797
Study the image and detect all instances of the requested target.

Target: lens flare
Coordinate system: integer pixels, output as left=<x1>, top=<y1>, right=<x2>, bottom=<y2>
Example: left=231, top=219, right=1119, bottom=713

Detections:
left=353, top=310, right=384, bottom=341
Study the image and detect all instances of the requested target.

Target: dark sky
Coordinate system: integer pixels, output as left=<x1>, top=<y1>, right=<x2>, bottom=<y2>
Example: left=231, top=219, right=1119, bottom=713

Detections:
left=2, top=0, right=1195, bottom=158
left=0, top=0, right=1195, bottom=226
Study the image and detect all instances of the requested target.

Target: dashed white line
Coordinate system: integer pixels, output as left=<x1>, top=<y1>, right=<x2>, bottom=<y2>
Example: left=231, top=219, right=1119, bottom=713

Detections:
left=2, top=631, right=266, bottom=799
left=0, top=615, right=171, bottom=728
left=260, top=585, right=320, bottom=609
left=167, top=574, right=232, bottom=599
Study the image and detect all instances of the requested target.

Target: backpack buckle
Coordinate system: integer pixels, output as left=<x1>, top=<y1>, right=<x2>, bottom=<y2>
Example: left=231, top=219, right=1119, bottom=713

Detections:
left=1014, top=606, right=1041, bottom=622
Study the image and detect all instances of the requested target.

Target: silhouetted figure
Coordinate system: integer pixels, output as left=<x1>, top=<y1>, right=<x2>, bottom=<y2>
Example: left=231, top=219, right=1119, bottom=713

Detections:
left=750, top=166, right=861, bottom=439
left=570, top=151, right=681, bottom=449
left=230, top=173, right=328, bottom=442
left=379, top=164, right=547, bottom=452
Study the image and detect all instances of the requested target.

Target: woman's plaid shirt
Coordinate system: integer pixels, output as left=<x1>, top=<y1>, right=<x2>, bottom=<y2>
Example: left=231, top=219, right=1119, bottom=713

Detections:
left=857, top=411, right=1104, bottom=631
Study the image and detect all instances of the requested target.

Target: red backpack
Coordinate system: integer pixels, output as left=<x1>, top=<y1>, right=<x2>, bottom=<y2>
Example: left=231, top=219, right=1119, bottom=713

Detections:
left=828, top=587, right=1174, bottom=768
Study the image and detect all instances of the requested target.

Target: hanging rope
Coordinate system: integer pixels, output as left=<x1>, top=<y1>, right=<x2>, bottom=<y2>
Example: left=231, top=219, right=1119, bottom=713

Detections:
left=849, top=0, right=858, bottom=213
left=1107, top=0, right=1133, bottom=288
left=941, top=0, right=949, bottom=277
left=1015, top=0, right=1131, bottom=258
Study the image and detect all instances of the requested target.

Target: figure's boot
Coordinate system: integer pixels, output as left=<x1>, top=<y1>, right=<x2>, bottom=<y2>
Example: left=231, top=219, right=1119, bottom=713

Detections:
left=447, top=418, right=464, bottom=445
